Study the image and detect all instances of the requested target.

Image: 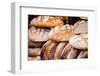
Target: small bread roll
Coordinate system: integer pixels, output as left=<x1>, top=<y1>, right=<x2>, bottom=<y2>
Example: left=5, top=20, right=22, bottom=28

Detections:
left=73, top=20, right=88, bottom=34
left=30, top=16, right=64, bottom=28
left=48, top=24, right=73, bottom=42
left=69, top=34, right=88, bottom=49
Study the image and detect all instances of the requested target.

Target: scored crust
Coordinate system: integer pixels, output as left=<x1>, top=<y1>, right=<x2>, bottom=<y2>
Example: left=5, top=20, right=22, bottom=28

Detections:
left=28, top=26, right=51, bottom=42
left=69, top=34, right=88, bottom=49
left=73, top=20, right=88, bottom=34
left=48, top=24, right=74, bottom=42
left=30, top=16, right=67, bottom=28
left=54, top=42, right=67, bottom=59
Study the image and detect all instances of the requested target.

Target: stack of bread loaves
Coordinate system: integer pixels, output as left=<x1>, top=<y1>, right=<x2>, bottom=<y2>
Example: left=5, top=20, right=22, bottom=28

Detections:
left=28, top=16, right=68, bottom=60
left=41, top=20, right=88, bottom=60
left=28, top=16, right=88, bottom=60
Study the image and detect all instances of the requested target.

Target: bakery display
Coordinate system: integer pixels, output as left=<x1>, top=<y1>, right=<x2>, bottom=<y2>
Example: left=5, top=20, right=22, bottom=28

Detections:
left=28, top=15, right=88, bottom=60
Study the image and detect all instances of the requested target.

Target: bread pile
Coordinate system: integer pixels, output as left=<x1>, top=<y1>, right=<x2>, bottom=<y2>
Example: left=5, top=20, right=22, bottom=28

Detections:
left=28, top=16, right=88, bottom=60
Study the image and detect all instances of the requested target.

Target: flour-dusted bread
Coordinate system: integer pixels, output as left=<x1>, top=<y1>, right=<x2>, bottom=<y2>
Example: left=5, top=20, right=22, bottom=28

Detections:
left=48, top=24, right=74, bottom=42
left=73, top=20, right=88, bottom=34
left=28, top=26, right=51, bottom=42
left=30, top=16, right=66, bottom=28
left=69, top=34, right=88, bottom=49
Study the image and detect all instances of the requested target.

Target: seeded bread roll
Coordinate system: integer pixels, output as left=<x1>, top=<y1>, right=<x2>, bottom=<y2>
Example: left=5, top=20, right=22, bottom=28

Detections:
left=30, top=16, right=65, bottom=28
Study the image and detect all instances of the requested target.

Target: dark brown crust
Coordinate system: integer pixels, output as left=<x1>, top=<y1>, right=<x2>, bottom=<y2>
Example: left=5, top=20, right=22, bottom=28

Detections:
left=41, top=40, right=52, bottom=60
left=61, top=43, right=72, bottom=59
left=67, top=48, right=80, bottom=59
left=54, top=42, right=67, bottom=59
left=78, top=50, right=88, bottom=58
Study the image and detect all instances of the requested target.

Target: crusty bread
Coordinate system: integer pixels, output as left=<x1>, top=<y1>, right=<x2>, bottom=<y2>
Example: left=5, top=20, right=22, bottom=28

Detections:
left=30, top=16, right=65, bottom=28
left=67, top=48, right=79, bottom=59
left=28, top=26, right=50, bottom=42
left=73, top=20, right=88, bottom=34
left=61, top=43, right=72, bottom=59
left=54, top=42, right=67, bottom=59
left=48, top=24, right=74, bottom=42
left=78, top=50, right=88, bottom=58
left=41, top=40, right=58, bottom=60
left=69, top=34, right=88, bottom=49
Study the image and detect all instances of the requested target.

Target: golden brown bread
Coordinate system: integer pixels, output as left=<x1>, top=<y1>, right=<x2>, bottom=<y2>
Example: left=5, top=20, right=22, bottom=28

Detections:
left=61, top=43, right=72, bottom=59
left=30, top=16, right=66, bottom=28
left=54, top=42, right=67, bottom=59
left=48, top=24, right=74, bottom=42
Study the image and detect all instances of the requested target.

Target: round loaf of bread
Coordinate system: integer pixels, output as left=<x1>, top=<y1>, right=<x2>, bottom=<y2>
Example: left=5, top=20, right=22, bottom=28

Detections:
left=73, top=20, right=88, bottom=34
left=69, top=34, right=88, bottom=49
